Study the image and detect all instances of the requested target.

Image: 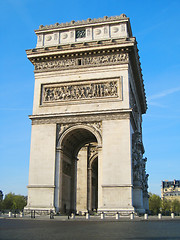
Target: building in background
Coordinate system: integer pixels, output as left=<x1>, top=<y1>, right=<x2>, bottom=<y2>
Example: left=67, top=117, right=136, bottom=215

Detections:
left=161, top=180, right=180, bottom=201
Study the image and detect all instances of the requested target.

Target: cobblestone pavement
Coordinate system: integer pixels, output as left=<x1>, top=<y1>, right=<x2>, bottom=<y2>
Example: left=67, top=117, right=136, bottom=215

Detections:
left=0, top=216, right=180, bottom=240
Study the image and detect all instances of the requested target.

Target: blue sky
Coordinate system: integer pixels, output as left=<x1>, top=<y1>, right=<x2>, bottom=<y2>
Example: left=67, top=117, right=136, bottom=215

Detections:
left=0, top=0, right=180, bottom=197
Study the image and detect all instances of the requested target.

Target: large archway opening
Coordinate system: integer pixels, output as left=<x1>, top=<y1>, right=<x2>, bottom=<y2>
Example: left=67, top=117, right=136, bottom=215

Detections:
left=59, top=126, right=99, bottom=214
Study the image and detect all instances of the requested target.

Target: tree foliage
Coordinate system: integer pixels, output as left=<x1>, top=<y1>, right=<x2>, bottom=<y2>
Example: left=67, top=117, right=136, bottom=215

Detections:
left=149, top=193, right=180, bottom=215
left=0, top=192, right=27, bottom=211
left=171, top=199, right=180, bottom=213
left=161, top=198, right=171, bottom=215
left=149, top=193, right=161, bottom=215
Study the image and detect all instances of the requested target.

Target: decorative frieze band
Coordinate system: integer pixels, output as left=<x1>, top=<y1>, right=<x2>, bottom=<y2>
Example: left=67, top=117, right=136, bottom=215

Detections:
left=30, top=111, right=131, bottom=125
left=42, top=79, right=120, bottom=104
left=34, top=52, right=129, bottom=71
left=83, top=53, right=128, bottom=65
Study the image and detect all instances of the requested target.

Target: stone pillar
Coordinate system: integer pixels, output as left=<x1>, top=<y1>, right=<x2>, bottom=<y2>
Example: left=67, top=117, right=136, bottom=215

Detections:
left=99, top=119, right=135, bottom=213
left=133, top=182, right=144, bottom=213
left=73, top=157, right=77, bottom=213
left=54, top=149, right=61, bottom=213
left=143, top=192, right=149, bottom=211
left=71, top=157, right=77, bottom=212
left=87, top=167, right=92, bottom=212
left=58, top=149, right=64, bottom=213
left=24, top=124, right=56, bottom=212
left=76, top=147, right=88, bottom=214
left=97, top=146, right=102, bottom=211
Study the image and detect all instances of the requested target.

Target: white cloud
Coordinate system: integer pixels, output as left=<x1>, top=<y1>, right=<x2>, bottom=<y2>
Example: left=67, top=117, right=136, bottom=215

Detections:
left=148, top=87, right=180, bottom=101
left=147, top=102, right=167, bottom=108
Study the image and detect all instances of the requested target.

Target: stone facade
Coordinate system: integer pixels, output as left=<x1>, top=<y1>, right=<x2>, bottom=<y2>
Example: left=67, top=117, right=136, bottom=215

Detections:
left=161, top=180, right=180, bottom=202
left=25, top=14, right=148, bottom=214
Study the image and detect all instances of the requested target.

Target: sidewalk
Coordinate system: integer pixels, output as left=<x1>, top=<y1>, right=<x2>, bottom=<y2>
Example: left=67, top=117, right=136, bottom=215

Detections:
left=1, top=213, right=180, bottom=222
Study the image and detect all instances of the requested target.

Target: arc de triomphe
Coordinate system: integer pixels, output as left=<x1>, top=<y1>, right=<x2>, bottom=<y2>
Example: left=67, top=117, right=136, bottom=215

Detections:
left=25, top=14, right=149, bottom=214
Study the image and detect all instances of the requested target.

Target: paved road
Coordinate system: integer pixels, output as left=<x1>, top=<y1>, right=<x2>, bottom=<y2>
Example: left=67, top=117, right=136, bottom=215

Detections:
left=0, top=218, right=180, bottom=240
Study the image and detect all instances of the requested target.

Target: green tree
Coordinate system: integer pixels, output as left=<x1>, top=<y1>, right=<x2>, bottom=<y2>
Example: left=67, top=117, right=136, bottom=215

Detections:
left=2, top=193, right=27, bottom=211
left=161, top=198, right=171, bottom=215
left=149, top=193, right=161, bottom=215
left=149, top=192, right=180, bottom=216
left=2, top=193, right=14, bottom=210
left=14, top=195, right=27, bottom=210
left=171, top=199, right=180, bottom=214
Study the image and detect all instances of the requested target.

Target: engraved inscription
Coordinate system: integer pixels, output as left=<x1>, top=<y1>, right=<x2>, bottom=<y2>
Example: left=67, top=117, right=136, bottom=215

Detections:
left=42, top=80, right=118, bottom=103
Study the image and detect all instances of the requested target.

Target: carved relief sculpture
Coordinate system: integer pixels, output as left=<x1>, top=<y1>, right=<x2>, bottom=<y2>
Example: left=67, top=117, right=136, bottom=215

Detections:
left=42, top=80, right=119, bottom=104
left=132, top=131, right=145, bottom=184
left=34, top=53, right=129, bottom=71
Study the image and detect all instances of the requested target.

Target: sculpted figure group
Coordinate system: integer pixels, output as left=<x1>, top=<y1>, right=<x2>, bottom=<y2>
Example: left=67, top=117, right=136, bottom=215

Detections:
left=132, top=131, right=148, bottom=194
left=43, top=81, right=118, bottom=102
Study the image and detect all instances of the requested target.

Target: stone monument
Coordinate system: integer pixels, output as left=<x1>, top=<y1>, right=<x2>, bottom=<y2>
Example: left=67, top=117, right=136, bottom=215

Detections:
left=25, top=14, right=149, bottom=214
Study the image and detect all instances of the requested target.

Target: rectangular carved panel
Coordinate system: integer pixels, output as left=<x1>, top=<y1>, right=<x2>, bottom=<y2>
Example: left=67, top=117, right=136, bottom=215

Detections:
left=41, top=78, right=122, bottom=105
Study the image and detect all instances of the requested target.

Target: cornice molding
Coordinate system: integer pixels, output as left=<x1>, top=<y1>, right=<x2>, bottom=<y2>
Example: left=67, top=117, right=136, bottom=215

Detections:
left=29, top=110, right=131, bottom=125
left=26, top=38, right=135, bottom=58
